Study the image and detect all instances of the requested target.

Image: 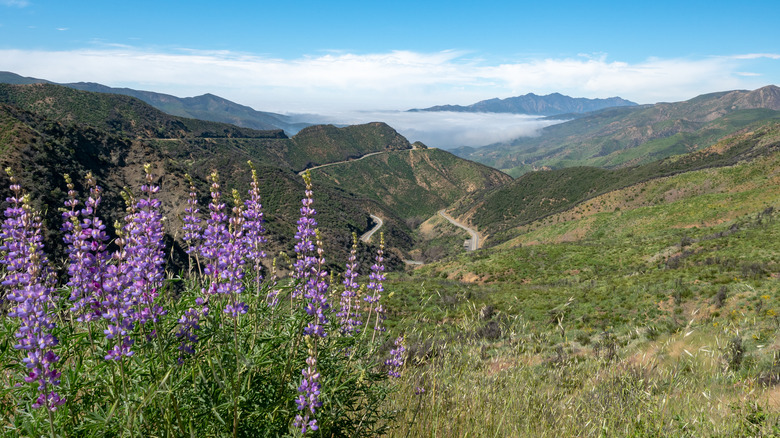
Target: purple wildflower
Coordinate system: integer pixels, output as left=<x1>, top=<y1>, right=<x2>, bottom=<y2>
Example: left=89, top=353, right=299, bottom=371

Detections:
left=365, top=233, right=387, bottom=332
left=198, top=172, right=246, bottom=317
left=386, top=336, right=405, bottom=378
left=101, top=245, right=135, bottom=361
left=338, top=233, right=362, bottom=335
left=124, top=165, right=167, bottom=327
left=293, top=352, right=321, bottom=434
left=292, top=172, right=330, bottom=336
left=174, top=297, right=208, bottom=362
left=243, top=161, right=266, bottom=284
left=1, top=170, right=64, bottom=411
left=62, top=173, right=110, bottom=323
left=292, top=172, right=330, bottom=434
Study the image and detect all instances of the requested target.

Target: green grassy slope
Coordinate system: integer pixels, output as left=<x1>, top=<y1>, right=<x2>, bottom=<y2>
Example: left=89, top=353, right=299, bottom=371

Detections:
left=455, top=121, right=780, bottom=245
left=458, top=86, right=780, bottom=176
left=309, top=148, right=512, bottom=220
left=382, top=140, right=780, bottom=436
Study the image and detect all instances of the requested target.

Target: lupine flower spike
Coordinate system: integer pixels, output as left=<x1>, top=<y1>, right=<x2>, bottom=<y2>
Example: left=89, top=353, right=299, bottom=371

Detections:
left=293, top=172, right=330, bottom=434
left=243, top=161, right=266, bottom=288
left=386, top=335, right=405, bottom=378
left=125, top=164, right=167, bottom=328
left=198, top=171, right=247, bottom=316
left=1, top=169, right=65, bottom=410
left=338, top=233, right=362, bottom=335
left=62, top=173, right=110, bottom=323
left=365, top=233, right=387, bottom=335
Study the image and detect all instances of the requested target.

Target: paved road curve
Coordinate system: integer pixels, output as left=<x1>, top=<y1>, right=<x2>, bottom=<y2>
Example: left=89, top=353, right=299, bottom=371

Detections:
left=360, top=214, right=383, bottom=243
left=438, top=210, right=479, bottom=251
left=297, top=151, right=386, bottom=176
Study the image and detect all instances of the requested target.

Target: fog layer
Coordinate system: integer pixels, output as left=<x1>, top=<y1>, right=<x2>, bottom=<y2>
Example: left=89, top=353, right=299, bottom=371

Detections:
left=289, top=111, right=562, bottom=149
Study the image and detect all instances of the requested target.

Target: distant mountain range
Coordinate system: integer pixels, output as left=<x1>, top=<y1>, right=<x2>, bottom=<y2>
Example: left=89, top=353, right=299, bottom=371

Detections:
left=453, top=85, right=780, bottom=176
left=0, top=71, right=311, bottom=134
left=409, top=92, right=637, bottom=116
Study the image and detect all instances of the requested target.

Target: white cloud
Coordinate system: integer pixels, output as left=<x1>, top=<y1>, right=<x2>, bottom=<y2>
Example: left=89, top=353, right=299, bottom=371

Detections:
left=731, top=53, right=780, bottom=60
left=0, top=0, right=29, bottom=7
left=295, top=111, right=561, bottom=149
left=0, top=47, right=776, bottom=113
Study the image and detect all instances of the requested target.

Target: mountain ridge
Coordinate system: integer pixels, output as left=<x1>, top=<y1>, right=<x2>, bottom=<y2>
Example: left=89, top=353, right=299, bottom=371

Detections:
left=409, top=92, right=637, bottom=115
left=455, top=85, right=780, bottom=176
left=0, top=71, right=311, bottom=134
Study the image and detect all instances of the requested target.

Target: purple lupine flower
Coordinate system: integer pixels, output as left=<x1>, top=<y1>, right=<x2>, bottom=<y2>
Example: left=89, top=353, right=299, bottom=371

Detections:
left=198, top=172, right=247, bottom=317
left=386, top=336, right=405, bottom=378
left=124, top=165, right=167, bottom=327
left=62, top=173, right=110, bottom=323
left=174, top=297, right=209, bottom=363
left=1, top=170, right=65, bottom=411
left=292, top=172, right=330, bottom=336
left=292, top=172, right=331, bottom=434
left=199, top=171, right=230, bottom=293
left=292, top=174, right=318, bottom=297
left=365, top=233, right=387, bottom=332
left=243, top=161, right=266, bottom=283
left=293, top=353, right=321, bottom=434
left=182, top=174, right=203, bottom=256
left=338, top=233, right=362, bottom=335
left=101, top=253, right=135, bottom=361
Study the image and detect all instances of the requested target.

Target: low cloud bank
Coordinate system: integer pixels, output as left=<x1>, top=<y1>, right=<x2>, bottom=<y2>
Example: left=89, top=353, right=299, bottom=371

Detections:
left=290, top=111, right=562, bottom=149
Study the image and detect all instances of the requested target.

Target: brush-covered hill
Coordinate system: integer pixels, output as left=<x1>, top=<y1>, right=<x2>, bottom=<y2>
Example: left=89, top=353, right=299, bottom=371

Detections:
left=0, top=87, right=414, bottom=272
left=0, top=83, right=413, bottom=172
left=456, top=85, right=780, bottom=176
left=0, top=83, right=286, bottom=140
left=451, top=120, right=780, bottom=246
left=0, top=71, right=310, bottom=134
left=309, top=147, right=512, bottom=221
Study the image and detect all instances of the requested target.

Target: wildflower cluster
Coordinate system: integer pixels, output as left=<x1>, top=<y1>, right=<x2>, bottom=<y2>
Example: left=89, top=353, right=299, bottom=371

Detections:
left=1, top=169, right=64, bottom=411
left=0, top=164, right=400, bottom=436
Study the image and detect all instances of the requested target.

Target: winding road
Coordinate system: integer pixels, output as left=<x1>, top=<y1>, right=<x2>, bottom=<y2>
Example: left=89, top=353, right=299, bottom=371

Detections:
left=295, top=149, right=480, bottom=255
left=297, top=151, right=387, bottom=176
left=438, top=210, right=479, bottom=251
left=360, top=214, right=383, bottom=243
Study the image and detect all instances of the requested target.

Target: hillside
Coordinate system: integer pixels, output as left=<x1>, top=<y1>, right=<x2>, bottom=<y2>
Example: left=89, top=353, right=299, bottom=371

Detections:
left=309, top=148, right=512, bottom=220
left=452, top=120, right=780, bottom=245
left=409, top=92, right=637, bottom=115
left=0, top=83, right=414, bottom=172
left=456, top=85, right=780, bottom=176
left=382, top=126, right=780, bottom=435
left=0, top=71, right=309, bottom=134
left=0, top=90, right=415, bottom=272
left=0, top=83, right=286, bottom=140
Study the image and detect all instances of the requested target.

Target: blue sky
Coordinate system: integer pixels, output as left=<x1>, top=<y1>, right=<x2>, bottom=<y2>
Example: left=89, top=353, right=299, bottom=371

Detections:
left=1, top=0, right=779, bottom=113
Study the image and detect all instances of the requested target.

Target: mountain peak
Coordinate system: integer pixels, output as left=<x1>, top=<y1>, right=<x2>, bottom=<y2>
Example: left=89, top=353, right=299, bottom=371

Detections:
left=410, top=93, right=637, bottom=116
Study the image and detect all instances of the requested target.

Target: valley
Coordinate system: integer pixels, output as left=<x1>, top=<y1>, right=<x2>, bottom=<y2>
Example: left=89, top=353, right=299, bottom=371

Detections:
left=2, top=77, right=780, bottom=436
